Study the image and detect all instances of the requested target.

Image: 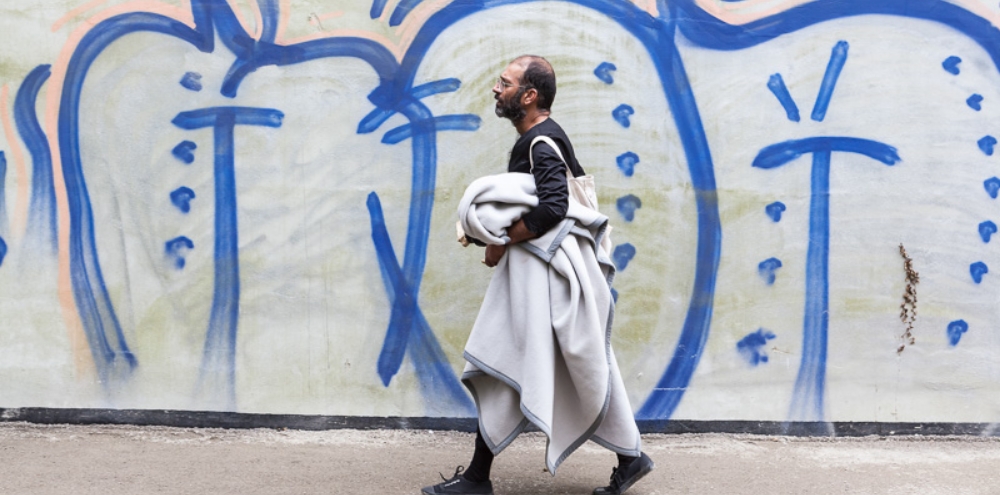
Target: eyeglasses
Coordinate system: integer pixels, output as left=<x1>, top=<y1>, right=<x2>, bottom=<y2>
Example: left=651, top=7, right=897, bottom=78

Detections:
left=494, top=77, right=531, bottom=90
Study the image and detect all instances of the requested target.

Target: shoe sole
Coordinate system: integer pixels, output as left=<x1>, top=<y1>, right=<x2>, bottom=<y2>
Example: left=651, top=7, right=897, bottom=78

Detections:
left=617, top=458, right=655, bottom=495
left=420, top=488, right=493, bottom=495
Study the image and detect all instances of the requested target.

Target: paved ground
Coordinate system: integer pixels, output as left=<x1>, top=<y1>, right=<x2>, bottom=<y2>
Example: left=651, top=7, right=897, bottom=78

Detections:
left=1, top=422, right=998, bottom=494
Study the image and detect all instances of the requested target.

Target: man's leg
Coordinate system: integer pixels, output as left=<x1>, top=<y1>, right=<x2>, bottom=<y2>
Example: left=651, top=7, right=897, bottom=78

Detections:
left=421, top=429, right=495, bottom=495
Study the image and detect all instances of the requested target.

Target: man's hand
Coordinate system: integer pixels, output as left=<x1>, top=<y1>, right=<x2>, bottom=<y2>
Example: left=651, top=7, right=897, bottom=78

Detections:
left=484, top=244, right=507, bottom=267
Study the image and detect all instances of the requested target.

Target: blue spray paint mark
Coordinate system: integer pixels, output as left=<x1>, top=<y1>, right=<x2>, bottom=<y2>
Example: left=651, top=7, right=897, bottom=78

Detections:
left=616, top=194, right=642, bottom=222
left=358, top=78, right=461, bottom=134
left=180, top=71, right=203, bottom=91
left=978, top=220, right=996, bottom=242
left=172, top=141, right=198, bottom=164
left=389, top=0, right=424, bottom=26
left=737, top=328, right=776, bottom=366
left=14, top=64, right=58, bottom=252
left=370, top=0, right=389, bottom=18
left=978, top=135, right=996, bottom=156
left=257, top=0, right=280, bottom=43
left=765, top=201, right=786, bottom=222
left=811, top=41, right=848, bottom=122
left=947, top=320, right=968, bottom=346
left=970, top=261, right=988, bottom=283
left=0, top=236, right=6, bottom=267
left=967, top=94, right=983, bottom=111
left=170, top=186, right=196, bottom=213
left=164, top=236, right=194, bottom=269
left=594, top=62, right=617, bottom=84
left=0, top=152, right=6, bottom=236
left=767, top=73, right=800, bottom=122
left=942, top=55, right=962, bottom=75
left=985, top=177, right=1000, bottom=198
left=612, top=243, right=637, bottom=271
left=173, top=106, right=283, bottom=410
left=612, top=104, right=634, bottom=128
left=758, top=258, right=783, bottom=285
left=381, top=114, right=481, bottom=144
left=367, top=193, right=474, bottom=415
left=616, top=151, right=639, bottom=177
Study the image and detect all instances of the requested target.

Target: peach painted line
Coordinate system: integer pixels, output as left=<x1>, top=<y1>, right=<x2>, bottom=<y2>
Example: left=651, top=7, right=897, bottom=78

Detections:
left=277, top=0, right=291, bottom=42
left=393, top=0, right=453, bottom=56
left=318, top=10, right=345, bottom=22
left=45, top=0, right=196, bottom=378
left=0, top=85, right=29, bottom=241
left=51, top=0, right=109, bottom=33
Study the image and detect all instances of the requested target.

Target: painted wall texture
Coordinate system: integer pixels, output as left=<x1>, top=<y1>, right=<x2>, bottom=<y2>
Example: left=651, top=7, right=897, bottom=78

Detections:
left=2, top=0, right=1000, bottom=428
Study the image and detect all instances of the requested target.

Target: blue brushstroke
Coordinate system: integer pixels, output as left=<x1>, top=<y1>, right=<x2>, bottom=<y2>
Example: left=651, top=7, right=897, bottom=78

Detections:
left=172, top=140, right=198, bottom=164
left=985, top=177, right=1000, bottom=198
left=978, top=135, right=996, bottom=156
left=612, top=243, right=637, bottom=271
left=180, top=71, right=203, bottom=91
left=370, top=0, right=389, bottom=18
left=767, top=73, right=800, bottom=122
left=811, top=41, right=848, bottom=122
left=0, top=236, right=6, bottom=267
left=367, top=192, right=474, bottom=415
left=753, top=136, right=898, bottom=423
left=758, top=257, right=782, bottom=285
left=389, top=0, right=423, bottom=26
left=942, top=55, right=962, bottom=75
left=257, top=0, right=280, bottom=43
left=766, top=201, right=786, bottom=222
left=612, top=104, right=634, bottom=128
left=737, top=328, right=776, bottom=366
left=947, top=320, right=968, bottom=346
left=14, top=64, right=58, bottom=252
left=164, top=236, right=194, bottom=269
left=173, top=106, right=283, bottom=410
left=616, top=194, right=642, bottom=222
left=970, top=261, right=988, bottom=283
left=357, top=79, right=462, bottom=134
left=381, top=114, right=481, bottom=144
left=616, top=151, right=640, bottom=177
left=170, top=186, right=196, bottom=213
left=0, top=152, right=6, bottom=236
left=979, top=220, right=996, bottom=242
left=967, top=94, right=983, bottom=111
left=594, top=62, right=617, bottom=84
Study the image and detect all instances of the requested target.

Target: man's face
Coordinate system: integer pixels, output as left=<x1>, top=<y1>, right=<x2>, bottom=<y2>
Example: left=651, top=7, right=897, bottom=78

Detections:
left=493, top=63, right=527, bottom=123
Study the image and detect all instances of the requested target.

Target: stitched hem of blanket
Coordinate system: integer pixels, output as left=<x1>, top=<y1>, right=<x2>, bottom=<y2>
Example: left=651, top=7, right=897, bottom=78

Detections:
left=461, top=369, right=531, bottom=455
left=590, top=434, right=642, bottom=457
left=461, top=355, right=553, bottom=451
left=521, top=220, right=575, bottom=262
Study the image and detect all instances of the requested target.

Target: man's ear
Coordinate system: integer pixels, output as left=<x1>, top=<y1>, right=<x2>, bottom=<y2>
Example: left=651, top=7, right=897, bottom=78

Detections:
left=522, top=87, right=538, bottom=106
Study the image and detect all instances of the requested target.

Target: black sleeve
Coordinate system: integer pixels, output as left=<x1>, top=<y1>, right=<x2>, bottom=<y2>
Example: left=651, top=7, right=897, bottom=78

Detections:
left=522, top=141, right=569, bottom=236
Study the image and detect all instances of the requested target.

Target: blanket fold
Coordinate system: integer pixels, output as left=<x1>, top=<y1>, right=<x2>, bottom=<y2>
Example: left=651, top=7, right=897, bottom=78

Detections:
left=457, top=173, right=640, bottom=474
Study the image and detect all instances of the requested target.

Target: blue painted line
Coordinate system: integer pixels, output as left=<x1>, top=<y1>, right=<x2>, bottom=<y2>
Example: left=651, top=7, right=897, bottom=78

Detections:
left=970, top=261, right=988, bottom=283
left=758, top=257, right=782, bottom=285
left=616, top=151, right=640, bottom=177
left=616, top=194, right=642, bottom=222
left=612, top=104, right=635, bottom=128
left=381, top=114, right=481, bottom=144
left=14, top=64, right=58, bottom=253
left=968, top=94, right=983, bottom=111
left=737, top=328, right=776, bottom=366
left=0, top=152, right=6, bottom=237
left=172, top=141, right=198, bottom=164
left=164, top=236, right=194, bottom=269
left=767, top=73, right=800, bottom=122
left=366, top=192, right=474, bottom=415
left=947, top=320, right=968, bottom=346
left=594, top=62, right=617, bottom=84
left=0, top=236, right=6, bottom=267
left=390, top=0, right=423, bottom=26
left=172, top=106, right=283, bottom=410
left=180, top=72, right=203, bottom=91
left=978, top=135, right=996, bottom=156
left=979, top=220, right=996, bottom=242
left=613, top=243, right=637, bottom=271
left=258, top=0, right=280, bottom=43
left=754, top=137, right=900, bottom=169
left=370, top=0, right=389, bottom=18
left=765, top=201, right=786, bottom=222
left=170, top=186, right=196, bottom=213
left=985, top=177, right=1000, bottom=198
left=357, top=78, right=462, bottom=134
left=942, top=55, right=962, bottom=75
left=811, top=41, right=848, bottom=122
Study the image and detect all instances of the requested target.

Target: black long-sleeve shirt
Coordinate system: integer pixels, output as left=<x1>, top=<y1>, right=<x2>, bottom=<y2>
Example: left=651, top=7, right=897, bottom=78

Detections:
left=507, top=119, right=585, bottom=235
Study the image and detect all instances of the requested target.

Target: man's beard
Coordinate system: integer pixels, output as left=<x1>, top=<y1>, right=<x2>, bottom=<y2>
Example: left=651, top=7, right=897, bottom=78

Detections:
left=495, top=87, right=527, bottom=122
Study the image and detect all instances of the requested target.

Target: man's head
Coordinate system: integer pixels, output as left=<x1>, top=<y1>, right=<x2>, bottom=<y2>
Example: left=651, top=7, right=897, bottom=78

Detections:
left=493, top=55, right=556, bottom=124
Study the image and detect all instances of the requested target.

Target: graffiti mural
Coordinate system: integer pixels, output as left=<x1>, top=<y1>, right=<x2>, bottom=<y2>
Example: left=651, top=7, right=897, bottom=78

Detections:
left=1, top=0, right=1000, bottom=427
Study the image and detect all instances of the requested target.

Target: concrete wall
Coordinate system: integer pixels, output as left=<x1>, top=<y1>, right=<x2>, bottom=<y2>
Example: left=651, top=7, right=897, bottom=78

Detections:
left=1, top=0, right=999, bottom=427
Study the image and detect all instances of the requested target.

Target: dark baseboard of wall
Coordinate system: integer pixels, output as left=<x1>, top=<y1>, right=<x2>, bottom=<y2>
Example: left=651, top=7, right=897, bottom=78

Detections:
left=0, top=407, right=995, bottom=437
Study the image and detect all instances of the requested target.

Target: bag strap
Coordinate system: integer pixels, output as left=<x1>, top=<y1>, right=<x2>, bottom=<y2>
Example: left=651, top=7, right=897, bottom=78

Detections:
left=529, top=135, right=573, bottom=180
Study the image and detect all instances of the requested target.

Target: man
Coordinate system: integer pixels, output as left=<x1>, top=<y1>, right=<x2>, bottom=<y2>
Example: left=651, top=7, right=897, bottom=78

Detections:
left=422, top=55, right=653, bottom=495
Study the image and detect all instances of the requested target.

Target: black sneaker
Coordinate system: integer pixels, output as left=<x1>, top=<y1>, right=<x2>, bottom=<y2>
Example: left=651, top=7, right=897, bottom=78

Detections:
left=421, top=466, right=494, bottom=495
left=592, top=452, right=655, bottom=495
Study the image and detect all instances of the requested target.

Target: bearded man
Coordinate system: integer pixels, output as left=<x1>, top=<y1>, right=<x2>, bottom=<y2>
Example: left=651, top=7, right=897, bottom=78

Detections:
left=422, top=55, right=653, bottom=495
